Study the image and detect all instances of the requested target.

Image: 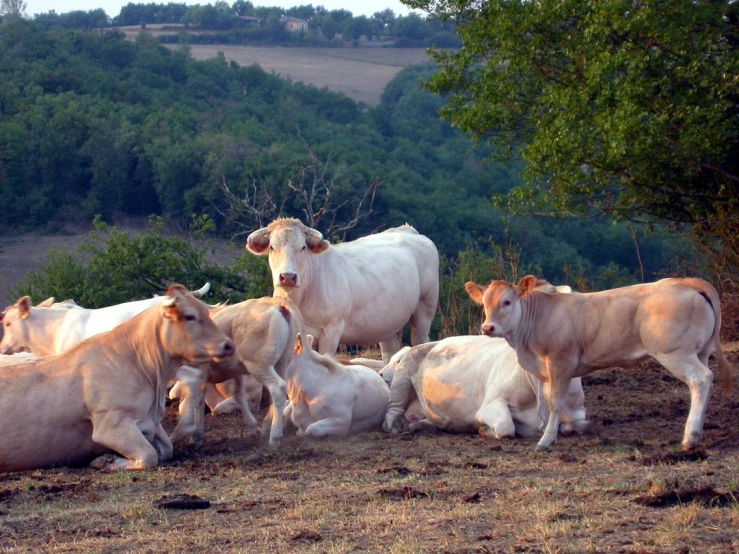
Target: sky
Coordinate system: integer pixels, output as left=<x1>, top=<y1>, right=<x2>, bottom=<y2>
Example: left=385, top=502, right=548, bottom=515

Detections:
left=23, top=0, right=422, bottom=19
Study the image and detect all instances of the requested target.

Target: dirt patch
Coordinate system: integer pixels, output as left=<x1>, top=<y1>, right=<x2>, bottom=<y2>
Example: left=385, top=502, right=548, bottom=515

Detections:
left=633, top=486, right=739, bottom=508
left=641, top=449, right=709, bottom=466
left=0, top=355, right=738, bottom=552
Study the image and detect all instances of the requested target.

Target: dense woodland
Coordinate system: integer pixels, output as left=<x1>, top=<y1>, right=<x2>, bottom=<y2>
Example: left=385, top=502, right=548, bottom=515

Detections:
left=0, top=13, right=714, bottom=337
left=26, top=2, right=460, bottom=47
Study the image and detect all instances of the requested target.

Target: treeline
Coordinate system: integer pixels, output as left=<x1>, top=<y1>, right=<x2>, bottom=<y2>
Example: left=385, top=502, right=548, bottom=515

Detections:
left=28, top=2, right=460, bottom=48
left=0, top=20, right=689, bottom=294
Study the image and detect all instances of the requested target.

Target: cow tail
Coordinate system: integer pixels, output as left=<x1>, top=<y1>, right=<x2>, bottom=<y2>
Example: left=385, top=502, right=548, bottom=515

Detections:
left=695, top=280, right=735, bottom=392
left=277, top=298, right=303, bottom=373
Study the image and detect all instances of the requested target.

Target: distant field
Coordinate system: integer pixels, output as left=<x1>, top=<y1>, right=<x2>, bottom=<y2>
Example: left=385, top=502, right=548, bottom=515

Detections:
left=177, top=45, right=432, bottom=105
left=116, top=25, right=433, bottom=104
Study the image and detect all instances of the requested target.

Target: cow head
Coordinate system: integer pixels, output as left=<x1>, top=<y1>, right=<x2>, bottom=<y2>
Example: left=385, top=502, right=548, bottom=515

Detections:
left=158, top=284, right=234, bottom=364
left=378, top=346, right=411, bottom=385
left=0, top=296, right=33, bottom=354
left=464, top=276, right=547, bottom=338
left=245, top=218, right=329, bottom=292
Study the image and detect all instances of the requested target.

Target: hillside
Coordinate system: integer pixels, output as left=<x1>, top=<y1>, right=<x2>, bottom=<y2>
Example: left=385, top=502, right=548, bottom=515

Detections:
left=171, top=45, right=431, bottom=105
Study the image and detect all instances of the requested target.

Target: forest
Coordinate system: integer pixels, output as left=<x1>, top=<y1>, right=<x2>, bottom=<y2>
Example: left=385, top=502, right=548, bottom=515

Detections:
left=27, top=2, right=461, bottom=48
left=2, top=1, right=736, bottom=336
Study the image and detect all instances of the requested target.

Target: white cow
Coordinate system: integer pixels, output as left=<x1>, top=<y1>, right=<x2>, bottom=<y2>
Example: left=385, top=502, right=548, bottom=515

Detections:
left=383, top=336, right=588, bottom=438
left=0, top=283, right=211, bottom=356
left=284, top=333, right=390, bottom=436
left=465, top=275, right=736, bottom=451
left=0, top=285, right=234, bottom=472
left=246, top=219, right=439, bottom=362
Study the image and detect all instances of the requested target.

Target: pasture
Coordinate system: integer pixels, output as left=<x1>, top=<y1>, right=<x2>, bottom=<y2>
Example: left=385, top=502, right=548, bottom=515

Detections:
left=173, top=44, right=431, bottom=105
left=1, top=357, right=738, bottom=553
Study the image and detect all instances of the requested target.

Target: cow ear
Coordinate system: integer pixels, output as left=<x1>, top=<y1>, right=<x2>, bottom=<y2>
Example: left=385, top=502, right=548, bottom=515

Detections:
left=294, top=333, right=304, bottom=355
left=17, top=297, right=31, bottom=319
left=516, top=275, right=539, bottom=298
left=36, top=297, right=55, bottom=308
left=306, top=334, right=315, bottom=348
left=305, top=228, right=330, bottom=254
left=246, top=228, right=270, bottom=255
left=160, top=296, right=182, bottom=321
left=464, top=281, right=486, bottom=305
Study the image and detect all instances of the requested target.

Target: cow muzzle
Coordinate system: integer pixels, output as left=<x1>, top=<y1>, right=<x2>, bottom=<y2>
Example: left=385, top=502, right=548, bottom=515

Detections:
left=481, top=323, right=496, bottom=337
left=278, top=272, right=298, bottom=287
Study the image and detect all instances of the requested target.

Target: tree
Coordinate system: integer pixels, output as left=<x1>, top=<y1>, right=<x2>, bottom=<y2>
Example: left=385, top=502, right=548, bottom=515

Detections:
left=0, top=0, right=26, bottom=20
left=408, top=0, right=739, bottom=268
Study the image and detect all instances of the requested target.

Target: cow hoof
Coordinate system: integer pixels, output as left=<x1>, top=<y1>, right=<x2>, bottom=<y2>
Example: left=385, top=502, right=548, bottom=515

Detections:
left=534, top=443, right=551, bottom=452
left=89, top=454, right=121, bottom=471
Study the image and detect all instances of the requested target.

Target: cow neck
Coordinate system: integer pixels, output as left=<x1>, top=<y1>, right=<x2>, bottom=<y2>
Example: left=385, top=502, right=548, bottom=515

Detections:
left=26, top=308, right=69, bottom=357
left=105, top=309, right=178, bottom=394
left=513, top=294, right=541, bottom=352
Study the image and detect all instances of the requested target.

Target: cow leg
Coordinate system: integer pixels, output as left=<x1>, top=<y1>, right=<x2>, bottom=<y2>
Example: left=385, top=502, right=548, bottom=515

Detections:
left=379, top=334, right=402, bottom=364
left=409, top=295, right=437, bottom=346
left=153, top=423, right=174, bottom=461
left=654, top=353, right=713, bottom=450
left=259, top=367, right=288, bottom=448
left=223, top=374, right=260, bottom=439
left=304, top=412, right=352, bottom=438
left=383, top=363, right=417, bottom=434
left=90, top=416, right=159, bottom=471
left=205, top=382, right=229, bottom=413
left=169, top=366, right=206, bottom=444
left=536, top=374, right=572, bottom=451
left=476, top=399, right=515, bottom=440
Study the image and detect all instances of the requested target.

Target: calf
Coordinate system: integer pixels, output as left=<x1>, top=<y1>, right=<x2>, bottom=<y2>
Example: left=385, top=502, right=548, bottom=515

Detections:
left=466, top=276, right=735, bottom=451
left=284, top=333, right=389, bottom=436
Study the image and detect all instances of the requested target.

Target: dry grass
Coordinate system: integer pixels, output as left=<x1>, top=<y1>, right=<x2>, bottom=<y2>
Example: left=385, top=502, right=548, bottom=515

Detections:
left=2, top=358, right=739, bottom=553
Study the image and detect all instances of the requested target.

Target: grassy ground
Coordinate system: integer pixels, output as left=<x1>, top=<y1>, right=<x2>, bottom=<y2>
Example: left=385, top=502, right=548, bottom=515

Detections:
left=1, top=357, right=738, bottom=553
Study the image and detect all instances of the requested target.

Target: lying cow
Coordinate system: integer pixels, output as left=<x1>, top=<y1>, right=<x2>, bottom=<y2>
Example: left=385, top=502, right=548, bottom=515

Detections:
left=383, top=336, right=588, bottom=438
left=169, top=296, right=303, bottom=447
left=246, top=218, right=439, bottom=362
left=465, top=276, right=736, bottom=451
left=283, top=333, right=390, bottom=436
left=0, top=283, right=211, bottom=356
left=0, top=285, right=233, bottom=472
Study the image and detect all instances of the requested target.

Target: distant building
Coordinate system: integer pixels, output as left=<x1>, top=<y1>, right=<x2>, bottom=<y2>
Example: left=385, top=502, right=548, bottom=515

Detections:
left=236, top=16, right=260, bottom=25
left=281, top=16, right=308, bottom=32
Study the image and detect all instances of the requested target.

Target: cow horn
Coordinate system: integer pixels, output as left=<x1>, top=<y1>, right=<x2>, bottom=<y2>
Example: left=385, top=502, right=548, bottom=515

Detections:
left=246, top=227, right=271, bottom=254
left=191, top=282, right=211, bottom=298
left=304, top=227, right=324, bottom=247
left=162, top=296, right=177, bottom=307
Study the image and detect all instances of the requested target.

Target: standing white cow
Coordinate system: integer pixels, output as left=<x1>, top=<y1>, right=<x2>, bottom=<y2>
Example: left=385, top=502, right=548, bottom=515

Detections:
left=169, top=296, right=303, bottom=447
left=383, top=336, right=588, bottom=438
left=284, top=333, right=390, bottom=436
left=246, top=219, right=439, bottom=362
left=465, top=275, right=736, bottom=451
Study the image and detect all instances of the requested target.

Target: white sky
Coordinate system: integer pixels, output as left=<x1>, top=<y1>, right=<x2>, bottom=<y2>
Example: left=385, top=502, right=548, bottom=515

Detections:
left=24, top=0, right=422, bottom=19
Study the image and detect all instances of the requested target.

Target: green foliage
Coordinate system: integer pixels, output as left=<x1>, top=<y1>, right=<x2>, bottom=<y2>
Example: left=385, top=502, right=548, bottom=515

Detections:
left=410, top=0, right=739, bottom=268
left=10, top=215, right=271, bottom=307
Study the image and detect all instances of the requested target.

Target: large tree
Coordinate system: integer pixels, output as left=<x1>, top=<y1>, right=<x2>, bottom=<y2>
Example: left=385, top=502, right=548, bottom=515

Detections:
left=407, top=0, right=739, bottom=268
left=0, top=0, right=26, bottom=20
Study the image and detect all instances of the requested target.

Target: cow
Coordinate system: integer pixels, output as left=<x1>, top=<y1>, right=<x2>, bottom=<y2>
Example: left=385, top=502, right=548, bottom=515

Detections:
left=465, top=275, right=736, bottom=451
left=0, top=283, right=211, bottom=356
left=283, top=333, right=390, bottom=436
left=246, top=219, right=439, bottom=363
left=0, top=285, right=234, bottom=472
left=383, top=336, right=588, bottom=438
left=168, top=296, right=303, bottom=448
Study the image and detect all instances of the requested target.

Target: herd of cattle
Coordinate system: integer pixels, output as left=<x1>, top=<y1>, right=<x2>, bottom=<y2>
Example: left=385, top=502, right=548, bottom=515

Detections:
left=0, top=218, right=735, bottom=472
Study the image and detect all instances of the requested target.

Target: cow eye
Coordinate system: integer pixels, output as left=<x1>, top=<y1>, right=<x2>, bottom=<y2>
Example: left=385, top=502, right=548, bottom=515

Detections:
left=184, top=314, right=197, bottom=322
left=5, top=322, right=10, bottom=327
left=301, top=246, right=307, bottom=252
left=503, top=300, right=511, bottom=307
left=269, top=245, right=274, bottom=252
